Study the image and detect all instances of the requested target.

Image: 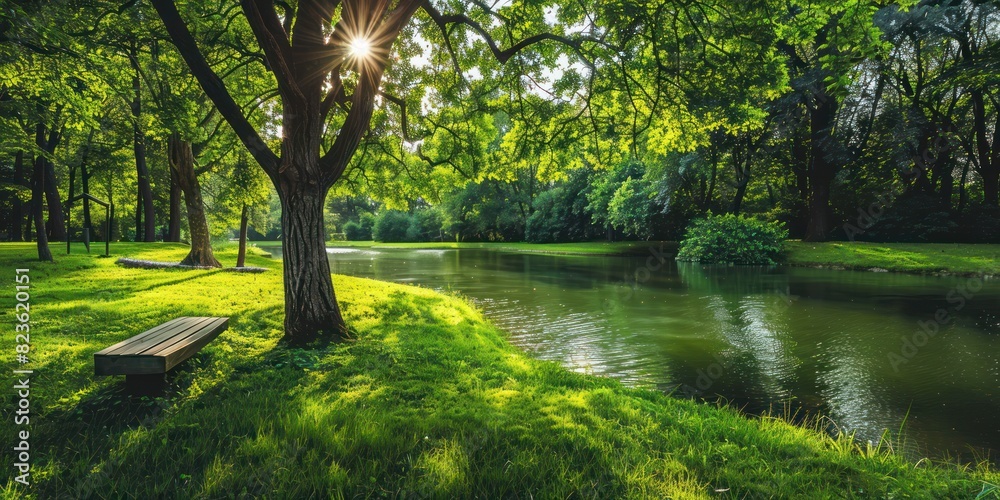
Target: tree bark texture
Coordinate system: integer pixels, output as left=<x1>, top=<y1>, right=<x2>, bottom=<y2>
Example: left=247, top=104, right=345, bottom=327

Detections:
left=278, top=182, right=347, bottom=343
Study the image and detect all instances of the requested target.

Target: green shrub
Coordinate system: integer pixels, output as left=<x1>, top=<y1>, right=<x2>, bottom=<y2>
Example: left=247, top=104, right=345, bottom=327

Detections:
left=676, top=213, right=788, bottom=264
left=858, top=192, right=956, bottom=243
left=373, top=210, right=412, bottom=242
left=344, top=213, right=375, bottom=241
left=607, top=177, right=654, bottom=239
left=406, top=208, right=444, bottom=242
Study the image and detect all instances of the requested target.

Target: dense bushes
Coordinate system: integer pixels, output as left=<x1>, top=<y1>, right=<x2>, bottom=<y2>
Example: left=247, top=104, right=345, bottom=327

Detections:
left=956, top=203, right=1000, bottom=243
left=856, top=192, right=955, bottom=243
left=676, top=213, right=788, bottom=264
left=850, top=193, right=1000, bottom=243
left=525, top=169, right=602, bottom=242
left=372, top=209, right=443, bottom=242
left=343, top=213, right=375, bottom=241
left=442, top=180, right=527, bottom=241
left=372, top=210, right=412, bottom=242
left=406, top=208, right=443, bottom=242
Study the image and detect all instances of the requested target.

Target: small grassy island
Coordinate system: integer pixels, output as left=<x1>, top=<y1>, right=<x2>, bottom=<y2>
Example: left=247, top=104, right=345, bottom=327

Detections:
left=1, top=243, right=996, bottom=498
left=785, top=241, right=1000, bottom=276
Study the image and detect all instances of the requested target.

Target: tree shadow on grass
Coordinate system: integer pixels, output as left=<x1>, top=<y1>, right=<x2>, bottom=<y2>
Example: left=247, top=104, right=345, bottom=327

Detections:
left=129, top=269, right=226, bottom=295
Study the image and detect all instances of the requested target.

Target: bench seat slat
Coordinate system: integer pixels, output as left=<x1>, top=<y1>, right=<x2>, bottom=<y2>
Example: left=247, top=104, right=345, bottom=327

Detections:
left=94, top=316, right=228, bottom=376
left=94, top=317, right=195, bottom=356
left=158, top=318, right=229, bottom=372
left=145, top=317, right=227, bottom=354
left=109, top=317, right=216, bottom=356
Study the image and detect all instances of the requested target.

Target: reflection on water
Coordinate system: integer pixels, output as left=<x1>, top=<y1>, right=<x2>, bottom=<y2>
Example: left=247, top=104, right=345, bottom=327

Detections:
left=260, top=244, right=1000, bottom=462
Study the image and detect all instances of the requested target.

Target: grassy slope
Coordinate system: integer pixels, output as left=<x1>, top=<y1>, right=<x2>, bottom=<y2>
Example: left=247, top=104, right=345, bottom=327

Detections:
left=785, top=241, right=1000, bottom=275
left=1, top=243, right=996, bottom=498
left=315, top=240, right=677, bottom=256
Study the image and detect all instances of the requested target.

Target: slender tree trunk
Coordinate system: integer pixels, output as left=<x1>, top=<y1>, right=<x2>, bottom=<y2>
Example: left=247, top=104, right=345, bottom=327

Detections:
left=81, top=162, right=93, bottom=231
left=958, top=159, right=970, bottom=214
left=237, top=204, right=248, bottom=268
left=169, top=134, right=220, bottom=267
left=706, top=149, right=718, bottom=210
left=792, top=130, right=809, bottom=204
left=43, top=154, right=66, bottom=241
left=278, top=181, right=346, bottom=343
left=24, top=199, right=34, bottom=243
left=131, top=45, right=156, bottom=242
left=167, top=166, right=181, bottom=242
left=135, top=187, right=143, bottom=241
left=730, top=178, right=748, bottom=215
left=11, top=151, right=25, bottom=241
left=959, top=36, right=999, bottom=207
left=31, top=126, right=52, bottom=261
left=730, top=150, right=750, bottom=216
left=80, top=134, right=94, bottom=232
left=31, top=116, right=67, bottom=242
left=804, top=87, right=838, bottom=242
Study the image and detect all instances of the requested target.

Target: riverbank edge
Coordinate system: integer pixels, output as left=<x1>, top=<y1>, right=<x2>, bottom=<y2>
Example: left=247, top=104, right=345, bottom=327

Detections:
left=311, top=240, right=1000, bottom=277
left=1, top=242, right=995, bottom=497
left=314, top=240, right=679, bottom=256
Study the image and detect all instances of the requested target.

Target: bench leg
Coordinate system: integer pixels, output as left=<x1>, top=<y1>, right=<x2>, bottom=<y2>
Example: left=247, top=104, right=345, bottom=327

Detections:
left=125, top=373, right=166, bottom=396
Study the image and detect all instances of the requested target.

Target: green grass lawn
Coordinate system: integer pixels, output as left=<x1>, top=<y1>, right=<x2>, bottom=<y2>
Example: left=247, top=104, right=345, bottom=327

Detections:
left=315, top=240, right=677, bottom=256
left=1, top=242, right=997, bottom=498
left=785, top=241, right=1000, bottom=275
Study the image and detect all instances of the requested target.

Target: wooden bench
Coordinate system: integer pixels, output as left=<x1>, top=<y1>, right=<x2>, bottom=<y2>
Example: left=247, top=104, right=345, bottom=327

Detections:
left=95, top=316, right=228, bottom=393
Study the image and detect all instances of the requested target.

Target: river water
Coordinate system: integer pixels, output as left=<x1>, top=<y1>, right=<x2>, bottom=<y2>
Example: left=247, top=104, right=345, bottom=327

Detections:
left=267, top=244, right=1000, bottom=462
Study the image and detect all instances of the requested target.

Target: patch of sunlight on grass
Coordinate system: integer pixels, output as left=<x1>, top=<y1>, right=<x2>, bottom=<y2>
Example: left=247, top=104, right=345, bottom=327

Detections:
left=414, top=438, right=471, bottom=495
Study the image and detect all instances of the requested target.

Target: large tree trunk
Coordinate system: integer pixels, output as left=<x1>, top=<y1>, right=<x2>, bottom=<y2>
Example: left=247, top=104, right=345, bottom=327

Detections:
left=983, top=172, right=999, bottom=206
left=278, top=182, right=347, bottom=343
left=169, top=134, right=220, bottom=267
left=167, top=166, right=182, bottom=242
left=971, top=91, right=999, bottom=206
left=131, top=45, right=156, bottom=242
left=236, top=204, right=248, bottom=268
left=803, top=87, right=838, bottom=242
left=149, top=0, right=417, bottom=343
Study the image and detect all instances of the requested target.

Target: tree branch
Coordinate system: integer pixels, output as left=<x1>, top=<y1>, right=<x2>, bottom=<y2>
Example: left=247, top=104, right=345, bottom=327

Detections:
left=149, top=0, right=280, bottom=176
left=318, top=0, right=422, bottom=185
left=380, top=91, right=415, bottom=141
left=420, top=0, right=597, bottom=65
left=240, top=0, right=303, bottom=102
left=320, top=70, right=347, bottom=120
